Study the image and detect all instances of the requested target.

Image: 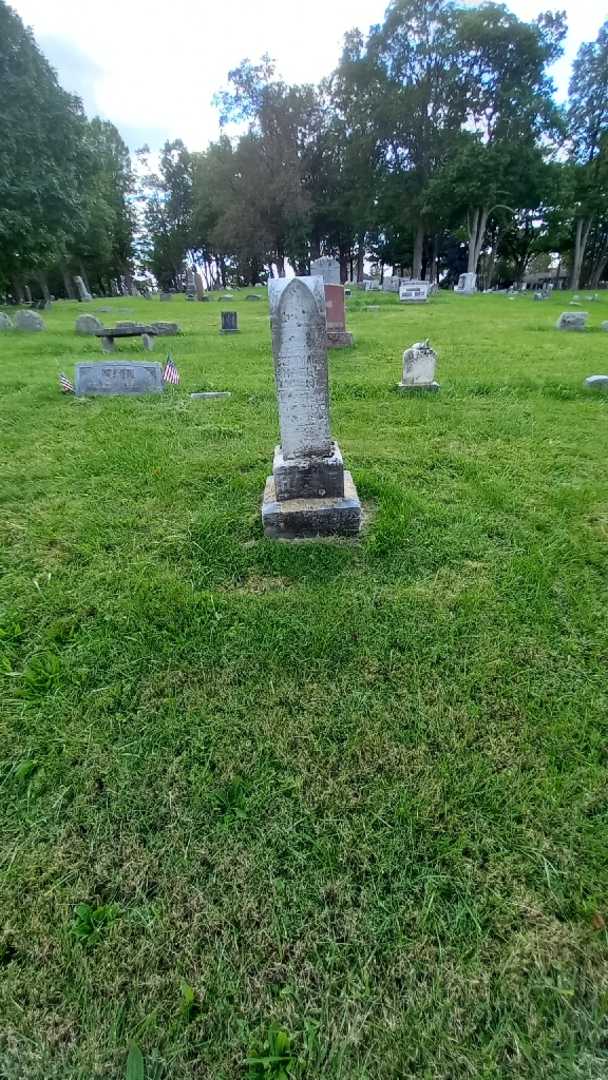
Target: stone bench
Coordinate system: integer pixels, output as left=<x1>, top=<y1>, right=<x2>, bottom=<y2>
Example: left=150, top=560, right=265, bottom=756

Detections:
left=94, top=325, right=158, bottom=352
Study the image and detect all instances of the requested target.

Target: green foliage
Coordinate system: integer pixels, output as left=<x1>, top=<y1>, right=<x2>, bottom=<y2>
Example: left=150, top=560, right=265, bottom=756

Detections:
left=246, top=1025, right=297, bottom=1078
left=126, top=1042, right=144, bottom=1080
left=70, top=902, right=119, bottom=947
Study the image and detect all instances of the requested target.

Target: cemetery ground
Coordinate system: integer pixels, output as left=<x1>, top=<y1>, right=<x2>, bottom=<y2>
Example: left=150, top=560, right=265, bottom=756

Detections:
left=1, top=289, right=608, bottom=1080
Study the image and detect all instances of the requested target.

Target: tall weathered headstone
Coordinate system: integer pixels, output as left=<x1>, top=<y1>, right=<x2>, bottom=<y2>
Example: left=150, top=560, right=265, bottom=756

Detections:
left=310, top=256, right=341, bottom=285
left=261, top=276, right=361, bottom=539
left=195, top=271, right=205, bottom=300
left=324, top=284, right=354, bottom=348
left=74, top=275, right=92, bottom=302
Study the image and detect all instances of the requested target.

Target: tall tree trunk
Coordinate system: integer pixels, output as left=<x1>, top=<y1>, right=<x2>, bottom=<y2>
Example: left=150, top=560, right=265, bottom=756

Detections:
left=570, top=217, right=593, bottom=291
left=467, top=207, right=489, bottom=275
left=588, top=248, right=608, bottom=288
left=62, top=267, right=75, bottom=299
left=12, top=276, right=24, bottom=304
left=36, top=273, right=50, bottom=302
left=354, top=233, right=365, bottom=282
left=431, top=234, right=439, bottom=283
left=338, top=245, right=349, bottom=284
left=24, top=284, right=32, bottom=303
left=412, top=220, right=424, bottom=279
left=310, top=232, right=321, bottom=262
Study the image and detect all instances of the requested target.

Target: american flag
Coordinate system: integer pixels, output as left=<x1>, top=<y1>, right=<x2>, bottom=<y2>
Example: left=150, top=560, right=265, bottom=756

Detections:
left=163, top=354, right=180, bottom=385
left=59, top=372, right=74, bottom=394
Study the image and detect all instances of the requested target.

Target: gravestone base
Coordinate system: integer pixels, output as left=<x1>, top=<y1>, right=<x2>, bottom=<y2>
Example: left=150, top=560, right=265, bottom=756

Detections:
left=398, top=380, right=440, bottom=393
left=327, top=330, right=354, bottom=348
left=272, top=442, right=344, bottom=500
left=220, top=327, right=240, bottom=333
left=262, top=472, right=361, bottom=539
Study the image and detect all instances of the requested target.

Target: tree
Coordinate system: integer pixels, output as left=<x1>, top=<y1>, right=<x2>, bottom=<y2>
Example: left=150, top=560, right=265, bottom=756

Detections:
left=566, top=20, right=608, bottom=289
left=137, top=140, right=195, bottom=289
left=0, top=1, right=92, bottom=296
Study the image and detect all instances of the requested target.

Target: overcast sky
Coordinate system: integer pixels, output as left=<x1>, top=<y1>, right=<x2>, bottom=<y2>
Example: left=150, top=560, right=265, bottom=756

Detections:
left=11, top=0, right=606, bottom=153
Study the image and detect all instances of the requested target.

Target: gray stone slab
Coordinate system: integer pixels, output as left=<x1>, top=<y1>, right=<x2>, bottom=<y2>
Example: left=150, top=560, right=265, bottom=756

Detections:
left=14, top=310, right=45, bottom=331
left=220, top=311, right=239, bottom=332
left=584, top=375, right=608, bottom=391
left=75, top=361, right=163, bottom=396
left=272, top=441, right=345, bottom=500
left=556, top=311, right=588, bottom=330
left=190, top=391, right=232, bottom=399
left=76, top=314, right=103, bottom=335
left=262, top=472, right=361, bottom=539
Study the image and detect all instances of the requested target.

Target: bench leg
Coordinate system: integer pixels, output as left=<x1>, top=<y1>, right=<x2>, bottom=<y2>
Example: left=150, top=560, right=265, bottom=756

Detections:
left=101, top=336, right=114, bottom=353
left=142, top=333, right=154, bottom=351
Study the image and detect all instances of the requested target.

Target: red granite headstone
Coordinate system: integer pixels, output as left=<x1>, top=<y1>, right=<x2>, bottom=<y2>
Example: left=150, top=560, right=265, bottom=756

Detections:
left=324, top=284, right=346, bottom=331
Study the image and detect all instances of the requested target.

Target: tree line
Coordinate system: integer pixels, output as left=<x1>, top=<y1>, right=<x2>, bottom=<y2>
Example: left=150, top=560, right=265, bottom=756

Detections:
left=1, top=0, right=607, bottom=299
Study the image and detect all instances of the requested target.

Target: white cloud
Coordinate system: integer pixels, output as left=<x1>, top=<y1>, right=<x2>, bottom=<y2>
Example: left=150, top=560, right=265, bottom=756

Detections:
left=12, top=0, right=605, bottom=151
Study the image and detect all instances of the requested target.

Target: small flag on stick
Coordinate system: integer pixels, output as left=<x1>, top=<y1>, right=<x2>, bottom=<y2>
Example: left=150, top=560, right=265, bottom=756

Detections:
left=163, top=353, right=180, bottom=386
left=59, top=372, right=75, bottom=394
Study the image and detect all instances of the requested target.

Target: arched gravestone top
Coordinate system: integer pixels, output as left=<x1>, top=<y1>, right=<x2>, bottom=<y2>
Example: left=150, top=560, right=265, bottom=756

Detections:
left=269, top=276, right=331, bottom=459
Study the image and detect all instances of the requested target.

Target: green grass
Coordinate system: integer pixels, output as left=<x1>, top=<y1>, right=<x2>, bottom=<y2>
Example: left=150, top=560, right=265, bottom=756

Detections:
left=1, top=288, right=607, bottom=1078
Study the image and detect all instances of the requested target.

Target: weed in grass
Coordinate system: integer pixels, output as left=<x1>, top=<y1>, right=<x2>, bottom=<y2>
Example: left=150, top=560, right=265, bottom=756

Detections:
left=70, top=902, right=119, bottom=947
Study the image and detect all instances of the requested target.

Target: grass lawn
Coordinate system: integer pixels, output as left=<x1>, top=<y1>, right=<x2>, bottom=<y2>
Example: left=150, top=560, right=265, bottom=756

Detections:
left=1, top=288, right=608, bottom=1079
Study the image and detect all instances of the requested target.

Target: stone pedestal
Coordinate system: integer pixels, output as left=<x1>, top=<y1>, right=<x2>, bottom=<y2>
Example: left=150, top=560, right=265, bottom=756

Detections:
left=454, top=272, right=477, bottom=295
left=262, top=276, right=361, bottom=539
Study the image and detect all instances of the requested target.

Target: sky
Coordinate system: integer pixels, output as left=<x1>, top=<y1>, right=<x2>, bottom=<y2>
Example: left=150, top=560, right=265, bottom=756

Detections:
left=11, top=0, right=606, bottom=154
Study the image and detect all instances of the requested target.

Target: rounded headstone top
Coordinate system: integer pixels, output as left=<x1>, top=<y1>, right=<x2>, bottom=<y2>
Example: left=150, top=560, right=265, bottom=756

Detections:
left=269, top=275, right=325, bottom=318
left=584, top=375, right=608, bottom=391
left=75, top=314, right=104, bottom=335
left=14, top=310, right=45, bottom=331
left=0, top=312, right=14, bottom=330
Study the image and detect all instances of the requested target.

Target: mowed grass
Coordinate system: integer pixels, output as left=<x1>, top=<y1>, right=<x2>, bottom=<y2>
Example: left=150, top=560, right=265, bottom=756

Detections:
left=1, top=288, right=608, bottom=1079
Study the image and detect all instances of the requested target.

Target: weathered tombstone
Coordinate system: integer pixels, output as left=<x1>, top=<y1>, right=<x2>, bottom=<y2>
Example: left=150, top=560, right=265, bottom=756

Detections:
left=0, top=313, right=14, bottom=330
left=261, top=276, right=361, bottom=539
left=584, top=375, right=608, bottom=392
left=186, top=269, right=196, bottom=299
left=195, top=271, right=205, bottom=300
left=220, top=311, right=239, bottom=333
left=142, top=334, right=154, bottom=351
left=75, top=361, right=163, bottom=396
left=399, top=281, right=431, bottom=304
left=74, top=275, right=92, bottom=302
left=14, top=310, right=45, bottom=331
left=324, top=284, right=354, bottom=348
left=383, top=276, right=401, bottom=293
left=310, top=256, right=341, bottom=285
left=246, top=294, right=261, bottom=301
left=398, top=340, right=439, bottom=392
left=454, top=272, right=477, bottom=295
left=75, top=314, right=104, bottom=335
left=149, top=322, right=180, bottom=335
left=601, top=321, right=608, bottom=332
left=556, top=311, right=588, bottom=331
left=219, top=293, right=234, bottom=301
left=159, top=292, right=172, bottom=302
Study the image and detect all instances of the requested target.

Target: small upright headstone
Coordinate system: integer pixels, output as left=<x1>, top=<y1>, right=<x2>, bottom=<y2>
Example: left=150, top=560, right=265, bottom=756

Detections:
left=76, top=314, right=104, bottom=335
left=186, top=269, right=196, bottom=299
left=220, top=311, right=239, bottom=333
left=454, top=272, right=477, bottom=295
left=149, top=322, right=180, bottom=336
left=383, top=276, right=401, bottom=293
left=584, top=375, right=608, bottom=392
left=398, top=340, right=439, bottom=392
left=310, top=256, right=341, bottom=285
left=159, top=292, right=172, bottom=302
left=556, top=311, right=588, bottom=331
left=195, top=271, right=205, bottom=300
left=14, top=310, right=45, bottom=331
left=601, top=321, right=608, bottom=332
left=0, top=313, right=14, bottom=330
left=74, top=275, right=92, bottom=302
left=324, top=284, right=354, bottom=348
left=399, top=281, right=431, bottom=303
left=261, top=276, right=361, bottom=539
left=75, top=361, right=163, bottom=396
